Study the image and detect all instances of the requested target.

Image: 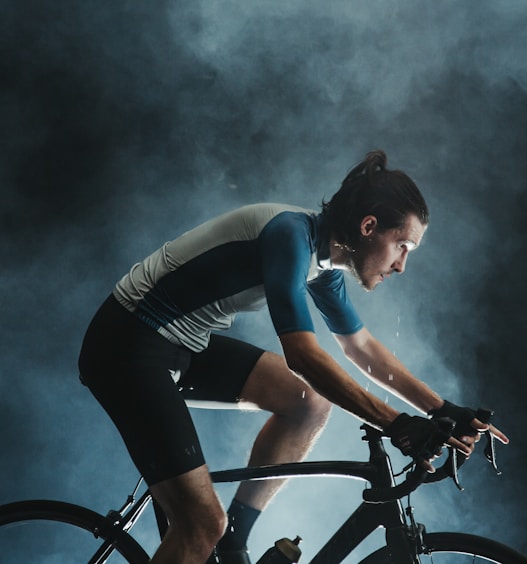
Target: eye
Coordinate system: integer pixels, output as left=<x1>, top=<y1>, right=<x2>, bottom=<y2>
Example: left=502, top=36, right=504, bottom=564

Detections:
left=399, top=241, right=416, bottom=252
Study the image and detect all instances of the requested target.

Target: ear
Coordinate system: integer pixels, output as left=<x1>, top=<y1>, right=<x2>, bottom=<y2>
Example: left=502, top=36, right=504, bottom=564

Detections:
left=360, top=215, right=378, bottom=237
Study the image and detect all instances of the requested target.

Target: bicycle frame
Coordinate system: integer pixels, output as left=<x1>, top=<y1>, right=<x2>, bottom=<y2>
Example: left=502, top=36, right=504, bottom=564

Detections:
left=4, top=422, right=519, bottom=563
left=111, top=425, right=417, bottom=563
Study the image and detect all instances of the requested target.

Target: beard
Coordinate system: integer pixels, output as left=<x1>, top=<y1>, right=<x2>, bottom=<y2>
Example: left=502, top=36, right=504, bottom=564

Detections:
left=347, top=246, right=374, bottom=291
left=345, top=236, right=380, bottom=292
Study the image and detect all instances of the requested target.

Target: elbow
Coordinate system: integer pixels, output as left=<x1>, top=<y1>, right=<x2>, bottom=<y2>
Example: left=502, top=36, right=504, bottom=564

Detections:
left=336, top=328, right=372, bottom=362
left=283, top=348, right=311, bottom=378
left=279, top=331, right=323, bottom=378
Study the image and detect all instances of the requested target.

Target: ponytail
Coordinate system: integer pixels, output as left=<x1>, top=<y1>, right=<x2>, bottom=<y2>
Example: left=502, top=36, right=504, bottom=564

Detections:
left=321, top=150, right=428, bottom=247
left=344, top=150, right=388, bottom=185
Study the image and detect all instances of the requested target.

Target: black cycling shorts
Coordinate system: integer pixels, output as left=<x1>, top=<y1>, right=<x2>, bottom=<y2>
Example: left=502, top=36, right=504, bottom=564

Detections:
left=78, top=295, right=265, bottom=485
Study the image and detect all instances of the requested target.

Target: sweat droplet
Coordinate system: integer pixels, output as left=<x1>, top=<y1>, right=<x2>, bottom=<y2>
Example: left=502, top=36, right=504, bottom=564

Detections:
left=388, top=374, right=394, bottom=381
left=302, top=390, right=306, bottom=399
left=367, top=365, right=372, bottom=374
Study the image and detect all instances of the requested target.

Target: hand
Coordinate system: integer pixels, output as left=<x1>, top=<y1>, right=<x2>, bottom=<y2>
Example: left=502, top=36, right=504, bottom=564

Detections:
left=386, top=413, right=453, bottom=473
left=429, top=400, right=509, bottom=458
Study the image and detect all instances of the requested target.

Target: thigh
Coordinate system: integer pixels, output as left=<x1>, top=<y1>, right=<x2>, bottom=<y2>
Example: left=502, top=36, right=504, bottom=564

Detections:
left=86, top=361, right=206, bottom=485
left=239, top=350, right=317, bottom=414
left=179, top=334, right=265, bottom=405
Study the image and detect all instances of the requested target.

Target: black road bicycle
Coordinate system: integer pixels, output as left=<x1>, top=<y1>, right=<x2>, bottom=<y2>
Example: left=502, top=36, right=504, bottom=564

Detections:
left=0, top=424, right=525, bottom=563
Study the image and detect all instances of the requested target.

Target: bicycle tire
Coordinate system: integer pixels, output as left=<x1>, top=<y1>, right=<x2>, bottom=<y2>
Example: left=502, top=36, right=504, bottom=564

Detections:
left=358, top=531, right=527, bottom=563
left=0, top=499, right=150, bottom=563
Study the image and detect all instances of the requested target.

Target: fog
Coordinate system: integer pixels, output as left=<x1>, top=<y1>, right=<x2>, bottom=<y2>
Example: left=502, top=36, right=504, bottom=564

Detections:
left=1, top=0, right=526, bottom=561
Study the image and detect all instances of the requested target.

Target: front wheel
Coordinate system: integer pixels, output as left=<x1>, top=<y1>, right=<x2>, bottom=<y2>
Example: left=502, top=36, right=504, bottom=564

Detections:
left=359, top=532, right=527, bottom=563
left=0, top=499, right=150, bottom=563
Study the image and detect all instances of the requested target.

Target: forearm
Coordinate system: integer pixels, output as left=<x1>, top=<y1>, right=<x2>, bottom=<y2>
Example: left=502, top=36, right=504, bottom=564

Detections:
left=336, top=330, right=443, bottom=414
left=280, top=332, right=399, bottom=430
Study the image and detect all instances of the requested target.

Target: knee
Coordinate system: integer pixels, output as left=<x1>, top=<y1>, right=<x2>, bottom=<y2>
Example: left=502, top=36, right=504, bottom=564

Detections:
left=287, top=387, right=332, bottom=427
left=177, top=502, right=227, bottom=558
left=188, top=502, right=227, bottom=547
left=209, top=505, right=228, bottom=543
left=161, top=498, right=227, bottom=556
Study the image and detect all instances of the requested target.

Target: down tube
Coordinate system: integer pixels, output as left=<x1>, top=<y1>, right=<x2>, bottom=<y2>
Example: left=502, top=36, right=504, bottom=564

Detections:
left=309, top=502, right=381, bottom=563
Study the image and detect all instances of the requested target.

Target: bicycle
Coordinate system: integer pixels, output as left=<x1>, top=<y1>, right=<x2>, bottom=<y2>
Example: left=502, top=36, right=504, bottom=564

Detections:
left=0, top=422, right=525, bottom=563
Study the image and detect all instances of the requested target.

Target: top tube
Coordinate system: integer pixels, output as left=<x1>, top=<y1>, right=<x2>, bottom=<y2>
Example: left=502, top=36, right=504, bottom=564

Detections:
left=210, top=460, right=377, bottom=484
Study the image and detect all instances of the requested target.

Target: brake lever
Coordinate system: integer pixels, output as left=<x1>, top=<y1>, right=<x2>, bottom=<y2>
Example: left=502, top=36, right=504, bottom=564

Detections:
left=449, top=407, right=497, bottom=490
left=483, top=429, right=502, bottom=475
left=450, top=448, right=463, bottom=491
left=451, top=427, right=502, bottom=489
left=426, top=407, right=499, bottom=490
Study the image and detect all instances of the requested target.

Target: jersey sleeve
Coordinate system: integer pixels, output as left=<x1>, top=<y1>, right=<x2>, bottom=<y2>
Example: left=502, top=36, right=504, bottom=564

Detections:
left=307, top=271, right=364, bottom=335
left=259, top=213, right=317, bottom=335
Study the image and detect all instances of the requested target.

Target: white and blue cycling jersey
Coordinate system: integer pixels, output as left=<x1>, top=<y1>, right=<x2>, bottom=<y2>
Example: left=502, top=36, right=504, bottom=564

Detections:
left=113, top=203, right=363, bottom=352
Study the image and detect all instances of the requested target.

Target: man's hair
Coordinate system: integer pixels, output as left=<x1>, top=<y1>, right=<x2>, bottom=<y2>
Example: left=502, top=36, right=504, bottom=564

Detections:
left=321, top=150, right=429, bottom=247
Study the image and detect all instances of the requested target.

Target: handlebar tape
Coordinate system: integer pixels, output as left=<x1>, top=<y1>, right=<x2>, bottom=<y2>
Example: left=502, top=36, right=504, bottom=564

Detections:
left=362, top=466, right=429, bottom=503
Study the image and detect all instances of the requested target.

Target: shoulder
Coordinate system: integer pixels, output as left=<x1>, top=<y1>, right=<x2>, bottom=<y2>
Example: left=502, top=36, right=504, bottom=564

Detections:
left=242, top=203, right=315, bottom=229
left=259, top=205, right=316, bottom=238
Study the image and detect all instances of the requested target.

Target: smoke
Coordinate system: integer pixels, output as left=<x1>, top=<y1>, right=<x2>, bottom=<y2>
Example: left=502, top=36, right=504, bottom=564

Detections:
left=1, top=0, right=526, bottom=560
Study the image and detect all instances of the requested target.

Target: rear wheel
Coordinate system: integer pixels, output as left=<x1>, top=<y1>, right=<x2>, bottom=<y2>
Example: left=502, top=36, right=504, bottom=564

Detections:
left=0, top=499, right=150, bottom=563
left=359, top=532, right=527, bottom=563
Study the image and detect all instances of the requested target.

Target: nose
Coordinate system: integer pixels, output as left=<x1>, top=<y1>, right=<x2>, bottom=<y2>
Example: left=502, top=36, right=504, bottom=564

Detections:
left=393, top=250, right=409, bottom=274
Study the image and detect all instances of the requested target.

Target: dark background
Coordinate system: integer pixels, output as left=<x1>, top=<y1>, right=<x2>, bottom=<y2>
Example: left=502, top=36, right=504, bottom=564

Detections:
left=1, top=0, right=526, bottom=560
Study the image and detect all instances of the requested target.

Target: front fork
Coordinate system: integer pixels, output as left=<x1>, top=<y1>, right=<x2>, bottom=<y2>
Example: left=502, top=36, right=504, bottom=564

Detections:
left=385, top=504, right=427, bottom=563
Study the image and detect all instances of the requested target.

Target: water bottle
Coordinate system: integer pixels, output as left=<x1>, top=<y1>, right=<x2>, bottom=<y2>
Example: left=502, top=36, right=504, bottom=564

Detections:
left=255, top=536, right=302, bottom=563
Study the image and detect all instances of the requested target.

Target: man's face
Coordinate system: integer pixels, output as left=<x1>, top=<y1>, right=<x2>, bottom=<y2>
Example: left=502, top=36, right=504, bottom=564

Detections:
left=330, top=214, right=426, bottom=291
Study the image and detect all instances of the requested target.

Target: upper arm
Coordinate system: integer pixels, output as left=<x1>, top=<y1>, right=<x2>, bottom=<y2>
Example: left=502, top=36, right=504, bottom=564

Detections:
left=308, top=271, right=363, bottom=335
left=259, top=214, right=315, bottom=335
left=259, top=212, right=363, bottom=342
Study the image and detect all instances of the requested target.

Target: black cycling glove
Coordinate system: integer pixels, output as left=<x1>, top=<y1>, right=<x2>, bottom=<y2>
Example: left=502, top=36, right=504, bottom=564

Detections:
left=428, top=400, right=479, bottom=440
left=386, top=413, right=452, bottom=461
left=426, top=400, right=494, bottom=484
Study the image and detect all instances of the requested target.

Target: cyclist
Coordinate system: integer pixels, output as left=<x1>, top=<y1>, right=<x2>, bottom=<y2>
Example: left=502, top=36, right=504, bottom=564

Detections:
left=78, top=150, right=509, bottom=564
